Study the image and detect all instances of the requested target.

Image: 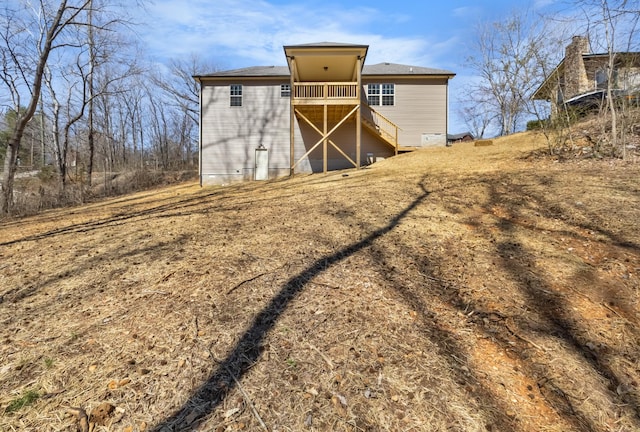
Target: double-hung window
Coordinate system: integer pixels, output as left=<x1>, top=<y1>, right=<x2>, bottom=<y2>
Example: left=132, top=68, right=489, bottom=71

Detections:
left=280, top=84, right=291, bottom=97
left=381, top=84, right=395, bottom=106
left=367, top=84, right=381, bottom=105
left=367, top=83, right=395, bottom=106
left=230, top=84, right=242, bottom=106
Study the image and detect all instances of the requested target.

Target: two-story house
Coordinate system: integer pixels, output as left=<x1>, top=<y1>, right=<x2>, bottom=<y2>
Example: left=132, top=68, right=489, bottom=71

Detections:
left=533, top=36, right=640, bottom=117
left=194, top=42, right=455, bottom=185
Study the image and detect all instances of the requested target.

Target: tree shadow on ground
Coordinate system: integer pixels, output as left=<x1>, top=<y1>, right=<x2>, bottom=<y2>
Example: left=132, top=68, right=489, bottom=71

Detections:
left=150, top=178, right=435, bottom=431
left=485, top=175, right=640, bottom=425
left=429, top=171, right=640, bottom=431
left=368, top=242, right=519, bottom=431
left=362, top=169, right=640, bottom=431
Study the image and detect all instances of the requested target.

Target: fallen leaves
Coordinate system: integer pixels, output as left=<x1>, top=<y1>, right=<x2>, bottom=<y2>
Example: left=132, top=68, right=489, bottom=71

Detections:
left=107, top=378, right=131, bottom=390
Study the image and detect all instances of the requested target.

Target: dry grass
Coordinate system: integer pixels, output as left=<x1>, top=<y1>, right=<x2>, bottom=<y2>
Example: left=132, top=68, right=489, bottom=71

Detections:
left=1, top=131, right=639, bottom=431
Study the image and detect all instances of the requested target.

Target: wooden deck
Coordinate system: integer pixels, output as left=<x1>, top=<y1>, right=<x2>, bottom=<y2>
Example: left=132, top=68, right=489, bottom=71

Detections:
left=290, top=82, right=404, bottom=174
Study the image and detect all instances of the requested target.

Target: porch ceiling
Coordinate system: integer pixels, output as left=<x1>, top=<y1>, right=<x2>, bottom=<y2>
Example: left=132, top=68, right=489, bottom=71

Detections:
left=284, top=44, right=368, bottom=82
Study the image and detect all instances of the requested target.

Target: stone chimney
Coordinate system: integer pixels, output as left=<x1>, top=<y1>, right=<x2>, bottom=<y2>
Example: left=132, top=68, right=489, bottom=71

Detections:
left=563, top=36, right=591, bottom=99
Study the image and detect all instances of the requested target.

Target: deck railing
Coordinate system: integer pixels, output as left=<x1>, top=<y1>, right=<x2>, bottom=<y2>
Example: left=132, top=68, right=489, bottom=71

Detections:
left=293, top=82, right=359, bottom=102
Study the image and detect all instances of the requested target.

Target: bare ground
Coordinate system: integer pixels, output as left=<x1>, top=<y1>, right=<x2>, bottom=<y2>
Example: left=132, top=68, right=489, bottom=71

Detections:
left=1, top=132, right=639, bottom=431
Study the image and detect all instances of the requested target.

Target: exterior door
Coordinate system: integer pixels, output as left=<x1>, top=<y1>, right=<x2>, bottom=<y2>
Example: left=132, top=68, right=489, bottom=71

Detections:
left=255, top=147, right=269, bottom=180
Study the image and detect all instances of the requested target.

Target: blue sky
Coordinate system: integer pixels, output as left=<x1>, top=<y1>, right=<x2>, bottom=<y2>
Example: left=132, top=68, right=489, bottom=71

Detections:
left=139, top=0, right=562, bottom=134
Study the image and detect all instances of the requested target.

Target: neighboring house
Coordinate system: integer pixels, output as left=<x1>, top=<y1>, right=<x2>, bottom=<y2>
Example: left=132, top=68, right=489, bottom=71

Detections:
left=533, top=35, right=640, bottom=116
left=193, top=42, right=455, bottom=185
left=447, top=132, right=474, bottom=145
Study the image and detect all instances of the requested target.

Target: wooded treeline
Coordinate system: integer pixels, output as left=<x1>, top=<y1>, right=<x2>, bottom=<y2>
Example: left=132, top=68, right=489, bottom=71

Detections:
left=0, top=0, right=215, bottom=215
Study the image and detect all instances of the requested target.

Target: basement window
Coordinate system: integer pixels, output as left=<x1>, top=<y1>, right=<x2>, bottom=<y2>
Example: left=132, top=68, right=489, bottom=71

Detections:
left=230, top=84, right=242, bottom=106
left=281, top=84, right=291, bottom=97
left=367, top=83, right=394, bottom=106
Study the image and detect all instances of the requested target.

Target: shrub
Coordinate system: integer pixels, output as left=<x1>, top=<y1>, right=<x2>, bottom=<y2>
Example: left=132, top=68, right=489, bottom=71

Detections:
left=37, top=165, right=57, bottom=183
left=527, top=119, right=548, bottom=130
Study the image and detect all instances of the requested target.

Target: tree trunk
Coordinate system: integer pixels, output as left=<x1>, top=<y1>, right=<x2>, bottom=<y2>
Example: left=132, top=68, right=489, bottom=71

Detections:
left=1, top=141, right=19, bottom=214
left=87, top=0, right=95, bottom=186
left=0, top=1, right=75, bottom=215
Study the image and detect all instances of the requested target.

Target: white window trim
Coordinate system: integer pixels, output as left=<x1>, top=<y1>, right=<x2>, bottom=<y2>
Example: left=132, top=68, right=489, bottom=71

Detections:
left=230, top=84, right=242, bottom=107
left=367, top=83, right=380, bottom=106
left=280, top=83, right=291, bottom=97
left=381, top=83, right=395, bottom=106
left=367, top=83, right=395, bottom=106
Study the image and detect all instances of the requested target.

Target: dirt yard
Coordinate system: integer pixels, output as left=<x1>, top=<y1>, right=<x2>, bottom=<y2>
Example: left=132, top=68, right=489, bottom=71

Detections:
left=1, top=132, right=639, bottom=431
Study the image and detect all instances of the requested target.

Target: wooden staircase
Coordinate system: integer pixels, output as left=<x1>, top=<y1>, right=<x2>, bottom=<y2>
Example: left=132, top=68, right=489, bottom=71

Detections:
left=360, top=104, right=400, bottom=154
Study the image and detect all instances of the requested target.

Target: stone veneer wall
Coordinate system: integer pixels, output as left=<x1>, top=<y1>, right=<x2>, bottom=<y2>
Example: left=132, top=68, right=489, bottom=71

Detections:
left=563, top=36, right=591, bottom=100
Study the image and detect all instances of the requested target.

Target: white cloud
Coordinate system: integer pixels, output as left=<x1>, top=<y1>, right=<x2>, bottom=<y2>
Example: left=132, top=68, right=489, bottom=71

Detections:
left=138, top=0, right=445, bottom=69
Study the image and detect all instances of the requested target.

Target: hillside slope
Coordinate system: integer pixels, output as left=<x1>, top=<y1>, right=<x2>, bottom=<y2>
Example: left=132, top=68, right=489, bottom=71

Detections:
left=1, top=133, right=640, bottom=431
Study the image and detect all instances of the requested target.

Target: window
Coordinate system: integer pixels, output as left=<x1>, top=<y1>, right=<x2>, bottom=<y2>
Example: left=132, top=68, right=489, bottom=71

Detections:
left=381, top=84, right=395, bottom=106
left=281, top=84, right=291, bottom=97
left=367, top=84, right=380, bottom=105
left=230, top=84, right=242, bottom=106
left=595, top=68, right=620, bottom=90
left=367, top=83, right=394, bottom=106
left=595, top=69, right=607, bottom=90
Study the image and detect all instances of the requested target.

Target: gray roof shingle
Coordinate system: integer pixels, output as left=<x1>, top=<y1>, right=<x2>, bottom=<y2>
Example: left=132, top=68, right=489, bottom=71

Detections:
left=363, top=62, right=454, bottom=76
left=197, top=62, right=454, bottom=78
left=199, top=65, right=290, bottom=78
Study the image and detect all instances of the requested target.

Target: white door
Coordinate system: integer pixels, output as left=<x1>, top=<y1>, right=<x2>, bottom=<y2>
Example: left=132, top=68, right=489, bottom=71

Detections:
left=255, top=148, right=269, bottom=180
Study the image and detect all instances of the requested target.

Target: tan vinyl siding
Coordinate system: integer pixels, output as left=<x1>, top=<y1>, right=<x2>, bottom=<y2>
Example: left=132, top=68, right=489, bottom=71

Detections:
left=363, top=77, right=449, bottom=147
left=199, top=74, right=450, bottom=184
left=200, top=79, right=305, bottom=184
left=201, top=81, right=397, bottom=182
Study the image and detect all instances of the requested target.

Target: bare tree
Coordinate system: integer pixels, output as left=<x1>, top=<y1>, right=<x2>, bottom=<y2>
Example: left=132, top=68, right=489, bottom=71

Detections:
left=457, top=84, right=498, bottom=139
left=120, top=83, right=145, bottom=168
left=154, top=54, right=218, bottom=125
left=149, top=54, right=219, bottom=168
left=0, top=0, right=93, bottom=214
left=467, top=9, right=555, bottom=136
left=87, top=0, right=96, bottom=184
left=44, top=54, right=89, bottom=191
left=83, top=0, right=142, bottom=182
left=0, top=107, right=43, bottom=169
left=88, top=61, right=143, bottom=173
left=1, top=0, right=147, bottom=214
